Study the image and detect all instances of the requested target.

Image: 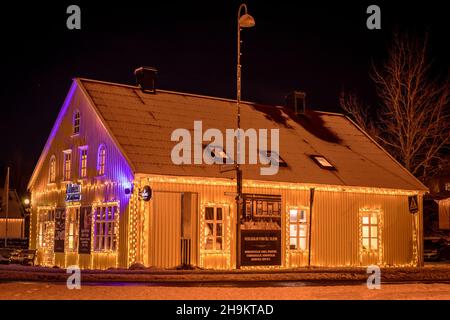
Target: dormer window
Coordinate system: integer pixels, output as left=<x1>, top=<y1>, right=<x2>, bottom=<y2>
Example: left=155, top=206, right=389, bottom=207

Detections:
left=97, top=145, right=106, bottom=176
left=73, top=110, right=80, bottom=135
left=310, top=155, right=335, bottom=170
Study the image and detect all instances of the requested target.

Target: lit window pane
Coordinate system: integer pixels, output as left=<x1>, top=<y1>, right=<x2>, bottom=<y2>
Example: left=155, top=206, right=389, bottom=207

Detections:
left=362, top=216, right=369, bottom=225
left=299, top=238, right=307, bottom=250
left=370, top=215, right=378, bottom=224
left=290, top=225, right=297, bottom=237
left=205, top=223, right=214, bottom=237
left=205, top=237, right=213, bottom=250
left=371, top=226, right=378, bottom=238
left=290, top=237, right=297, bottom=250
left=371, top=239, right=378, bottom=250
left=299, top=225, right=306, bottom=237
left=216, top=223, right=222, bottom=236
left=362, top=238, right=369, bottom=249
left=362, top=226, right=370, bottom=237
left=216, top=237, right=223, bottom=250
left=289, top=209, right=298, bottom=222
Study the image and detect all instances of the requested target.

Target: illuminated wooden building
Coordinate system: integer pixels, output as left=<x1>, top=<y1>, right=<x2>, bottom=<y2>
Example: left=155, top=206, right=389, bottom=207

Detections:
left=28, top=70, right=427, bottom=269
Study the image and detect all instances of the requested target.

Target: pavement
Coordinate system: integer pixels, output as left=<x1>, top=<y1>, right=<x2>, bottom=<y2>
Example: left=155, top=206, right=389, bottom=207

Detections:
left=0, top=281, right=450, bottom=300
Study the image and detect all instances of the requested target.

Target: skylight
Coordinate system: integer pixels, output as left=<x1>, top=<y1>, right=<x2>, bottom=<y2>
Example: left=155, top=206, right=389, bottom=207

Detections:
left=260, top=150, right=288, bottom=167
left=310, top=155, right=335, bottom=170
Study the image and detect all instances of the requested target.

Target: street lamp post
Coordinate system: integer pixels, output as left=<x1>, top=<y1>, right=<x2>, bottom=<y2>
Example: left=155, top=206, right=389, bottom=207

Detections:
left=235, top=3, right=255, bottom=269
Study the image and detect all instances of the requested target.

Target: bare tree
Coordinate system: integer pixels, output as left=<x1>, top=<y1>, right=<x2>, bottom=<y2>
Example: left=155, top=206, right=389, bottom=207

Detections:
left=341, top=32, right=450, bottom=182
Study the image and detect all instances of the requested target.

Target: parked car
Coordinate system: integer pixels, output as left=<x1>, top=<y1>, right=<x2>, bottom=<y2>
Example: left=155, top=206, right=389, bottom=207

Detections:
left=424, top=237, right=450, bottom=261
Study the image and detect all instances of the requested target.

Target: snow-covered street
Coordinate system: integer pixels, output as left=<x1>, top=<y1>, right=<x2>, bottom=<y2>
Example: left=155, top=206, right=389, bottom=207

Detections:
left=0, top=281, right=449, bottom=300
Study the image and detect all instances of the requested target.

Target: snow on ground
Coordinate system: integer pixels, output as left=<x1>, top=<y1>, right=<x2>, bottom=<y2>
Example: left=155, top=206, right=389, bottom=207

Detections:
left=0, top=282, right=449, bottom=300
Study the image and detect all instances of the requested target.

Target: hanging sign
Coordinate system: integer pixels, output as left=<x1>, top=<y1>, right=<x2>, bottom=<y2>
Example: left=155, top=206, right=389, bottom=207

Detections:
left=54, top=208, right=66, bottom=252
left=78, top=206, right=92, bottom=254
left=140, top=185, right=152, bottom=201
left=408, top=195, right=419, bottom=214
left=65, top=183, right=81, bottom=202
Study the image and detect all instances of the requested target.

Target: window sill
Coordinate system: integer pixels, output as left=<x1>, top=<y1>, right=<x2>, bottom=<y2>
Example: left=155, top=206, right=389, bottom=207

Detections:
left=71, top=133, right=80, bottom=138
left=47, top=182, right=57, bottom=186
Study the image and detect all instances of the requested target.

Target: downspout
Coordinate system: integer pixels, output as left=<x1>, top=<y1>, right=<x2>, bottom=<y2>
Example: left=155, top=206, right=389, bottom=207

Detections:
left=308, top=188, right=315, bottom=267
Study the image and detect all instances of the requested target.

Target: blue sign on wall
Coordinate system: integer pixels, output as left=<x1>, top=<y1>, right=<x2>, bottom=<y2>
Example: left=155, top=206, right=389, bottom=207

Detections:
left=66, top=183, right=82, bottom=202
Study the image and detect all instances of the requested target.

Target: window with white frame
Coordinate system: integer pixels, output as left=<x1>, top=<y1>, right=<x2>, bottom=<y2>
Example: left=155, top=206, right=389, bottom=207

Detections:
left=49, top=155, right=56, bottom=183
left=289, top=208, right=308, bottom=250
left=361, top=211, right=379, bottom=252
left=94, top=204, right=118, bottom=252
left=97, top=145, right=106, bottom=176
left=79, top=147, right=88, bottom=178
left=73, top=110, right=80, bottom=135
left=66, top=207, right=80, bottom=252
left=204, top=206, right=224, bottom=251
left=63, top=151, right=72, bottom=181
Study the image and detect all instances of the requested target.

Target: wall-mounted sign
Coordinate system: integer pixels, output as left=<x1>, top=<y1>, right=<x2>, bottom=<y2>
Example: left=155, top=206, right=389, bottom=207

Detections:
left=54, top=208, right=66, bottom=253
left=241, top=229, right=281, bottom=266
left=408, top=195, right=419, bottom=214
left=65, top=183, right=81, bottom=202
left=140, top=185, right=152, bottom=201
left=78, top=206, right=92, bottom=254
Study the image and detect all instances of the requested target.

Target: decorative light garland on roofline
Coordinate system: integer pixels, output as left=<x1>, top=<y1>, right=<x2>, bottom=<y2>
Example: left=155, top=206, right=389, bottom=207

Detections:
left=142, top=174, right=423, bottom=196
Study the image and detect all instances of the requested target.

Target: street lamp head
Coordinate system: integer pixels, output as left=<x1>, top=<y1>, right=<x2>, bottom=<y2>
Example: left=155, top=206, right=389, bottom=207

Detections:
left=239, top=13, right=255, bottom=28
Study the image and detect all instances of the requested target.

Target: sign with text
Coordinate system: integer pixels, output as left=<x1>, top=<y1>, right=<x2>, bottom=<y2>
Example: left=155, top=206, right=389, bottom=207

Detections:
left=240, top=229, right=282, bottom=266
left=66, top=183, right=81, bottom=202
left=78, top=206, right=92, bottom=254
left=54, top=208, right=66, bottom=253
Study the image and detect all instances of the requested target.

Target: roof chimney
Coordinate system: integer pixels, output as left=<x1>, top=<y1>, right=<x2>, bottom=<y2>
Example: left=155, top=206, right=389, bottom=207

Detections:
left=134, top=67, right=158, bottom=93
left=285, top=91, right=306, bottom=115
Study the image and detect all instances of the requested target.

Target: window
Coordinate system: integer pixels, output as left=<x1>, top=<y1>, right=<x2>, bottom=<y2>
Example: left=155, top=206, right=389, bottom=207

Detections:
left=37, top=209, right=55, bottom=249
left=361, top=212, right=379, bottom=252
left=445, top=182, right=450, bottom=192
left=259, top=150, right=288, bottom=167
left=204, top=207, right=224, bottom=251
left=66, top=207, right=80, bottom=252
left=97, top=145, right=106, bottom=176
left=73, top=110, right=80, bottom=135
left=79, top=148, right=88, bottom=178
left=49, top=155, right=56, bottom=183
left=310, top=155, right=335, bottom=170
left=94, top=204, right=118, bottom=252
left=289, top=208, right=308, bottom=250
left=63, top=151, right=72, bottom=181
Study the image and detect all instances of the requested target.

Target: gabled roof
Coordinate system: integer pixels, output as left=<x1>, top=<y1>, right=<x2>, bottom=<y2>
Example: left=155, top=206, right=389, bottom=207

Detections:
left=0, top=189, right=24, bottom=219
left=76, top=78, right=427, bottom=191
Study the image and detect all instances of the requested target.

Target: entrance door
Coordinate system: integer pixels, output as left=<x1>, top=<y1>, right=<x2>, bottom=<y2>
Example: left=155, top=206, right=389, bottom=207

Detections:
left=149, top=192, right=182, bottom=268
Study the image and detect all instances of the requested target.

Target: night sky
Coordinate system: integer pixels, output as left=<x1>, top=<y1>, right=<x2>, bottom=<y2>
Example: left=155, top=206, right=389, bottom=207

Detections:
left=0, top=1, right=448, bottom=194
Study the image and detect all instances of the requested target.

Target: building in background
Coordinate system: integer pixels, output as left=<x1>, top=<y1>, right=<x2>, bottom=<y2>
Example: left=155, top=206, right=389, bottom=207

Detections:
left=28, top=70, right=428, bottom=270
left=0, top=188, right=26, bottom=246
left=426, top=168, right=450, bottom=231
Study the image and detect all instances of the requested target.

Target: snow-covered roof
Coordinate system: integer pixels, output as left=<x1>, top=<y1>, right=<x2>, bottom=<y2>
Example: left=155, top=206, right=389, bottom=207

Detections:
left=74, top=78, right=426, bottom=191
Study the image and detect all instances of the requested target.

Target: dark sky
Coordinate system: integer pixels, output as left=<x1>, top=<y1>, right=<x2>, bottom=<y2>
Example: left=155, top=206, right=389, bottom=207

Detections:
left=0, top=0, right=448, bottom=194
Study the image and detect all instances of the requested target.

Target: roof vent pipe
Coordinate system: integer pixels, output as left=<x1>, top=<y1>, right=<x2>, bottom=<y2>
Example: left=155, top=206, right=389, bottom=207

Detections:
left=134, top=67, right=158, bottom=94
